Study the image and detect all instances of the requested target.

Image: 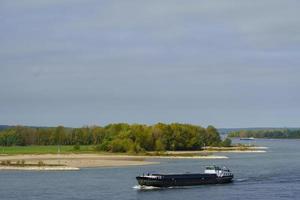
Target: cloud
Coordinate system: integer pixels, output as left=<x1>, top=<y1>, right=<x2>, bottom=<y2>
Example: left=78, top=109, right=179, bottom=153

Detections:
left=0, top=0, right=300, bottom=127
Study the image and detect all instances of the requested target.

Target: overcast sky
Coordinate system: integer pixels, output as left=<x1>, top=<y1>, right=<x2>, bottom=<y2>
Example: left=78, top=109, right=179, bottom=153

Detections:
left=1, top=0, right=300, bottom=128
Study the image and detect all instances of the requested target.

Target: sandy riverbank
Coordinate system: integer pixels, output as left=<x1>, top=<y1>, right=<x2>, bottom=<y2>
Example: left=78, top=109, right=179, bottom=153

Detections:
left=0, top=166, right=80, bottom=171
left=0, top=154, right=157, bottom=169
left=201, top=146, right=268, bottom=153
left=0, top=153, right=228, bottom=170
left=204, top=150, right=266, bottom=153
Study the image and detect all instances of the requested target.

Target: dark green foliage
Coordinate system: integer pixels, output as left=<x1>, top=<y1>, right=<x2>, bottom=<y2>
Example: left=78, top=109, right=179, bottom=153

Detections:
left=94, top=140, right=110, bottom=151
left=205, top=125, right=222, bottom=146
left=228, top=129, right=300, bottom=139
left=110, top=138, right=134, bottom=153
left=0, top=123, right=225, bottom=153
left=221, top=138, right=232, bottom=147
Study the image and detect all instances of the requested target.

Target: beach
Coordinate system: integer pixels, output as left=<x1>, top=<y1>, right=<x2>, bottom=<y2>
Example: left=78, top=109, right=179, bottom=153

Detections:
left=0, top=153, right=229, bottom=170
left=201, top=146, right=268, bottom=153
left=0, top=154, right=157, bottom=169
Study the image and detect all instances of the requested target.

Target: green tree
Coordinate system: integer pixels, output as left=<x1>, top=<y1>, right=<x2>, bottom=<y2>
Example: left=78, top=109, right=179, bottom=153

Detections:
left=221, top=138, right=232, bottom=147
left=54, top=126, right=65, bottom=153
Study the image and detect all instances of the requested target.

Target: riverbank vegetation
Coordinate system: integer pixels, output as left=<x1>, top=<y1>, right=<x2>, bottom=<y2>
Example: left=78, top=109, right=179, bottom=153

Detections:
left=0, top=145, right=95, bottom=155
left=0, top=123, right=232, bottom=153
left=228, top=129, right=300, bottom=139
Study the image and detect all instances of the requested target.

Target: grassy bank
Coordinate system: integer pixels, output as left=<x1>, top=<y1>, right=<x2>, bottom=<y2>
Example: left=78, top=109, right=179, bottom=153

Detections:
left=0, top=145, right=95, bottom=155
left=0, top=144, right=264, bottom=155
left=0, top=145, right=214, bottom=156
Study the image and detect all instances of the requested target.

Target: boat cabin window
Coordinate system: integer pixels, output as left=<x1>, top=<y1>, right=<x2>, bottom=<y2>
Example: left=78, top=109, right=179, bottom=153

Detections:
left=206, top=166, right=215, bottom=170
left=206, top=166, right=222, bottom=170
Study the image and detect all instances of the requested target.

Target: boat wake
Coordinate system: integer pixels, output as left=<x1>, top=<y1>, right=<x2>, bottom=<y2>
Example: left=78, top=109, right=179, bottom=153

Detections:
left=132, top=185, right=161, bottom=190
left=132, top=185, right=201, bottom=191
left=235, top=178, right=249, bottom=182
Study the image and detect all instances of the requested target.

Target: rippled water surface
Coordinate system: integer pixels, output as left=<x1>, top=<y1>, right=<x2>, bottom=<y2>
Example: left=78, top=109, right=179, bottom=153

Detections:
left=1, top=139, right=300, bottom=200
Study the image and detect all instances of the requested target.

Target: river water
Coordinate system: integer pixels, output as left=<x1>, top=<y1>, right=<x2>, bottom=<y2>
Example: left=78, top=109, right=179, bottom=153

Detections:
left=0, top=139, right=300, bottom=200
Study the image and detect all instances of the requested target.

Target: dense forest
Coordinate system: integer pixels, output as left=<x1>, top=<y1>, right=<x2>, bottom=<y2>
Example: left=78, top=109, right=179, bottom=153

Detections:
left=0, top=123, right=231, bottom=153
left=228, top=129, right=300, bottom=139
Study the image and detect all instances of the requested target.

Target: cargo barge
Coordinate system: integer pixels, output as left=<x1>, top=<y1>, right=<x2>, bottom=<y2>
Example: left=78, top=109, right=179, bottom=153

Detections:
left=136, top=165, right=233, bottom=187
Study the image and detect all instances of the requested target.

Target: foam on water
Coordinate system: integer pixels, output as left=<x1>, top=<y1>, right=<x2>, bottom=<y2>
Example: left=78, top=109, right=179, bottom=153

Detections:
left=235, top=178, right=248, bottom=182
left=132, top=185, right=160, bottom=190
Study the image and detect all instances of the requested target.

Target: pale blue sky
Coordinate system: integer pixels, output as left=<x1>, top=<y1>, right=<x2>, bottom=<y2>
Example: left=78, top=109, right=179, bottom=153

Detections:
left=1, top=0, right=300, bottom=128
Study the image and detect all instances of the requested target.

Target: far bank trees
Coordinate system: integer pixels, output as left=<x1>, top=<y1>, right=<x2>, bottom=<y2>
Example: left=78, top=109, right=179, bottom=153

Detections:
left=0, top=123, right=229, bottom=153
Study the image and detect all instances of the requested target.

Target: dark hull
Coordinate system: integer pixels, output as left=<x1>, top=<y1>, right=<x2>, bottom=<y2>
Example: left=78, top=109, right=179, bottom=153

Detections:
left=136, top=174, right=233, bottom=187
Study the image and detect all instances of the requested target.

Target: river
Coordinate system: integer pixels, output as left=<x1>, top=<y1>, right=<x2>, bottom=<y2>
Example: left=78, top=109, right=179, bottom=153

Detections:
left=0, top=139, right=299, bottom=200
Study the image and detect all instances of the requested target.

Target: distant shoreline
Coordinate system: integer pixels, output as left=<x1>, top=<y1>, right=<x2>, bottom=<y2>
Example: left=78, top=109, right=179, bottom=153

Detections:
left=230, top=137, right=300, bottom=140
left=200, top=146, right=267, bottom=153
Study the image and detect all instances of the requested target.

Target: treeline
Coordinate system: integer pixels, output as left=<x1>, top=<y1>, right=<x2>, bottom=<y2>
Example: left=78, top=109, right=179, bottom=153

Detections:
left=0, top=123, right=231, bottom=152
left=228, top=129, right=300, bottom=139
